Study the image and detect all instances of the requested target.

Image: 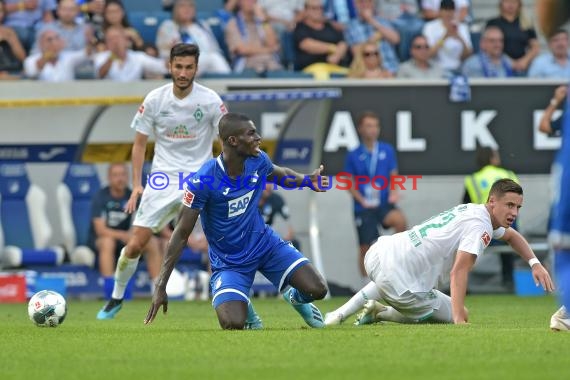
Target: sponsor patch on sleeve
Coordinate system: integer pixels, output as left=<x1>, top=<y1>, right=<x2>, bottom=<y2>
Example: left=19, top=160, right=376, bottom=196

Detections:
left=220, top=103, right=228, bottom=114
left=182, top=189, right=195, bottom=207
left=481, top=231, right=491, bottom=247
left=138, top=104, right=145, bottom=114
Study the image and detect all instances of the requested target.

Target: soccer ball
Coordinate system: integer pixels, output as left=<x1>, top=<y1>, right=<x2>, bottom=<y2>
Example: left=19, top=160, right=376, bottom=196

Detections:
left=28, top=290, right=67, bottom=327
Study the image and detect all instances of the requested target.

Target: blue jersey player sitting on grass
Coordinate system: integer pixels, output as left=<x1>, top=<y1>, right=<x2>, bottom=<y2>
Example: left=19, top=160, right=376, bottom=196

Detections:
left=144, top=113, right=329, bottom=329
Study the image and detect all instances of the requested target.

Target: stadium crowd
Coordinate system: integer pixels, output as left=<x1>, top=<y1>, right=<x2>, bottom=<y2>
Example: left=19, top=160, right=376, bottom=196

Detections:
left=1, top=0, right=568, bottom=81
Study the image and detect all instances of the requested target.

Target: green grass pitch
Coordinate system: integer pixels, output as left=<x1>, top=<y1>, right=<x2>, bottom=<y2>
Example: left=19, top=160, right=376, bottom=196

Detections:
left=1, top=295, right=569, bottom=380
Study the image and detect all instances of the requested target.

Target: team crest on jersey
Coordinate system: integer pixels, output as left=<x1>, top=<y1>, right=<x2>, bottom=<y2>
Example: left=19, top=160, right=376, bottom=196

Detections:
left=228, top=190, right=254, bottom=218
left=481, top=231, right=491, bottom=247
left=183, top=189, right=195, bottom=206
left=193, top=107, right=204, bottom=122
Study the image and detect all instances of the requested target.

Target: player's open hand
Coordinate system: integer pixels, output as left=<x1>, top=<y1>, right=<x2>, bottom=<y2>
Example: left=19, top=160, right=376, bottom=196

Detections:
left=144, top=287, right=168, bottom=325
left=125, top=185, right=144, bottom=214
left=532, top=263, right=555, bottom=292
left=309, top=165, right=329, bottom=192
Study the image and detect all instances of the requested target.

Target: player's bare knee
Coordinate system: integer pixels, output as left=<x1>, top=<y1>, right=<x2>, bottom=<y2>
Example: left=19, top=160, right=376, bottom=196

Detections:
left=218, top=317, right=245, bottom=330
left=309, top=280, right=328, bottom=300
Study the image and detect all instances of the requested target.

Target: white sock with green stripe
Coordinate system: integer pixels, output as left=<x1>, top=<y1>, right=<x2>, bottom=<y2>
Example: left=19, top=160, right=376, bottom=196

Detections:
left=334, top=281, right=380, bottom=320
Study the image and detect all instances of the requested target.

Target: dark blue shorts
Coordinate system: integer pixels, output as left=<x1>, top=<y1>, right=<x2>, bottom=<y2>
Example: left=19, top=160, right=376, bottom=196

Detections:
left=354, top=204, right=397, bottom=246
left=210, top=239, right=309, bottom=308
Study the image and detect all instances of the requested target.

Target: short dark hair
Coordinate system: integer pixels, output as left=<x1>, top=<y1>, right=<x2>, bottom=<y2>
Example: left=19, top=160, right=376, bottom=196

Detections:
left=170, top=43, right=200, bottom=63
left=440, top=0, right=455, bottom=10
left=219, top=113, right=252, bottom=141
left=488, top=178, right=522, bottom=200
left=550, top=28, right=568, bottom=39
left=476, top=146, right=494, bottom=169
left=357, top=111, right=379, bottom=127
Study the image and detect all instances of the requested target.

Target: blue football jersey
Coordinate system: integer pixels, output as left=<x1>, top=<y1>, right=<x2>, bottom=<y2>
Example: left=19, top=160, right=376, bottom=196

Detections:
left=182, top=151, right=277, bottom=267
left=550, top=91, right=570, bottom=246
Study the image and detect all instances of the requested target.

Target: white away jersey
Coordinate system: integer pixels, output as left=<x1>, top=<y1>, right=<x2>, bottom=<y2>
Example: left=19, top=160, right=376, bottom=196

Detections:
left=374, top=203, right=505, bottom=295
left=131, top=82, right=227, bottom=175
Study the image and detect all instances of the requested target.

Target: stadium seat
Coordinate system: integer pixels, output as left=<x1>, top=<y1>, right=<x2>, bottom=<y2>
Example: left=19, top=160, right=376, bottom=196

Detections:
left=56, top=163, right=101, bottom=267
left=129, top=11, right=172, bottom=45
left=0, top=163, right=64, bottom=268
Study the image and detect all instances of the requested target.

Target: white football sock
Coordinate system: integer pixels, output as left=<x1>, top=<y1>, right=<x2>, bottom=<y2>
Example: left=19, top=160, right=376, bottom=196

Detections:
left=111, top=248, right=140, bottom=300
left=334, top=281, right=380, bottom=320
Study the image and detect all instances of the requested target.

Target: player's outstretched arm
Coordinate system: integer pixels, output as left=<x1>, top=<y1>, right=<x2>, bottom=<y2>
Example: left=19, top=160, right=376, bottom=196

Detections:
left=126, top=132, right=149, bottom=214
left=269, top=164, right=329, bottom=192
left=501, top=228, right=555, bottom=292
left=144, top=207, right=200, bottom=324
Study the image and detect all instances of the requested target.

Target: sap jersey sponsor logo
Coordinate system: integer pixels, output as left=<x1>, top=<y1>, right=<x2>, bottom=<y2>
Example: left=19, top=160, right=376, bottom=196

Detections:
left=228, top=190, right=254, bottom=218
left=183, top=189, right=195, bottom=206
left=481, top=231, right=491, bottom=247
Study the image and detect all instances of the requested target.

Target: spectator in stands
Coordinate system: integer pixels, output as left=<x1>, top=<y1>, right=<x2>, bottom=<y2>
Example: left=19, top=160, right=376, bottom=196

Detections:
left=397, top=34, right=444, bottom=78
left=420, top=0, right=470, bottom=23
left=94, top=26, right=168, bottom=81
left=258, top=182, right=301, bottom=250
left=347, top=41, right=392, bottom=78
left=461, top=25, right=514, bottom=78
left=539, top=85, right=567, bottom=137
left=376, top=0, right=424, bottom=61
left=76, top=0, right=105, bottom=44
left=141, top=43, right=165, bottom=79
left=463, top=146, right=519, bottom=292
left=422, top=0, right=472, bottom=76
left=323, top=0, right=357, bottom=30
left=345, top=0, right=400, bottom=74
left=3, top=0, right=56, bottom=52
left=100, top=0, right=143, bottom=52
left=156, top=0, right=231, bottom=76
left=486, top=0, right=539, bottom=75
left=89, top=163, right=162, bottom=298
left=31, top=0, right=93, bottom=54
left=225, top=0, right=282, bottom=73
left=293, top=0, right=349, bottom=75
left=0, top=1, right=27, bottom=77
left=344, top=111, right=407, bottom=283
left=528, top=29, right=570, bottom=79
left=259, top=0, right=304, bottom=33
left=24, top=27, right=92, bottom=80
left=258, top=0, right=304, bottom=69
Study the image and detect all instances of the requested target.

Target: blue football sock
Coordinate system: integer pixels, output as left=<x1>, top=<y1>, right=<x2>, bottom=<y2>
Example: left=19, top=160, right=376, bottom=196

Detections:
left=555, top=250, right=570, bottom=311
left=289, top=288, right=314, bottom=304
left=247, top=301, right=258, bottom=320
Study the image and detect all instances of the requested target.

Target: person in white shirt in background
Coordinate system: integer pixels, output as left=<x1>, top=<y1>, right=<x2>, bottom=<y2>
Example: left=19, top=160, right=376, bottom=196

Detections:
left=94, top=26, right=167, bottom=81
left=422, top=0, right=472, bottom=76
left=325, top=179, right=554, bottom=326
left=156, top=0, right=231, bottom=76
left=24, top=27, right=91, bottom=81
left=421, top=0, right=470, bottom=23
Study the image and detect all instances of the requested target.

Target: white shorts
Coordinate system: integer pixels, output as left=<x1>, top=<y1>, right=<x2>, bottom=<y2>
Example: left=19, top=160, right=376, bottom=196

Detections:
left=133, top=184, right=184, bottom=233
left=364, top=241, right=451, bottom=322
